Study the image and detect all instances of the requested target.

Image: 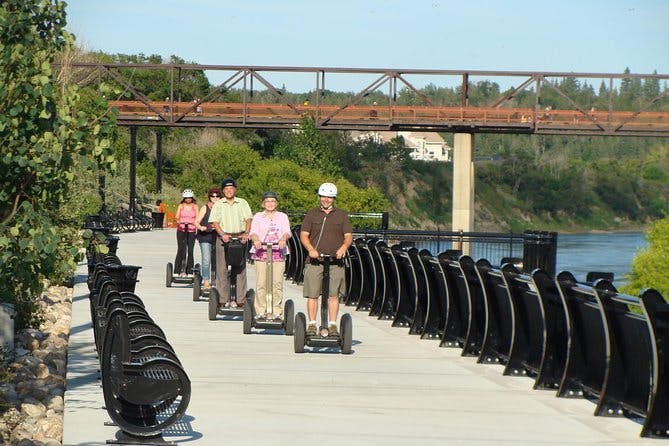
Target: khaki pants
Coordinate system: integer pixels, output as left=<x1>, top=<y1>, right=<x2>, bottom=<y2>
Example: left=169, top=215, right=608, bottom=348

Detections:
left=254, top=260, right=285, bottom=316
left=302, top=263, right=346, bottom=298
left=215, top=240, right=247, bottom=305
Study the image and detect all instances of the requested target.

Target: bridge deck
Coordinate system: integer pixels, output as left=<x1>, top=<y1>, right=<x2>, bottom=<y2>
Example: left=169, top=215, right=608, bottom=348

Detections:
left=64, top=230, right=654, bottom=445
left=110, top=101, right=669, bottom=136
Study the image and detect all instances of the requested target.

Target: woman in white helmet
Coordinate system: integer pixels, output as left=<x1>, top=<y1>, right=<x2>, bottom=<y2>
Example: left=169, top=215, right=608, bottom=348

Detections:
left=174, top=188, right=198, bottom=277
left=299, top=182, right=353, bottom=337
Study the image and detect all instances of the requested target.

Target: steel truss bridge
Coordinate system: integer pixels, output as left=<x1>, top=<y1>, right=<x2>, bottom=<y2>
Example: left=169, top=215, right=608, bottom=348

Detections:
left=63, top=63, right=669, bottom=137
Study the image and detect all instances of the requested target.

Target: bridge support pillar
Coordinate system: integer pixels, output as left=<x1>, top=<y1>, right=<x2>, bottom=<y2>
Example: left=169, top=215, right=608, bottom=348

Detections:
left=452, top=133, right=474, bottom=255
left=155, top=130, right=163, bottom=193
left=129, top=127, right=137, bottom=216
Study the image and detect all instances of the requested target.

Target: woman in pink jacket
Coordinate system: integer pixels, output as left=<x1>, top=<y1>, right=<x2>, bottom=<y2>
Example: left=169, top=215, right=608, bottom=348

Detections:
left=249, top=191, right=292, bottom=320
left=174, top=189, right=198, bottom=277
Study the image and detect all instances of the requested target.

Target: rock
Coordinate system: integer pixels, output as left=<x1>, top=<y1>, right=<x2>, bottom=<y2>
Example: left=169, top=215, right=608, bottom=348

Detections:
left=45, top=395, right=63, bottom=412
left=35, top=363, right=50, bottom=380
left=1, top=285, right=72, bottom=444
left=34, top=416, right=63, bottom=441
left=20, top=401, right=46, bottom=418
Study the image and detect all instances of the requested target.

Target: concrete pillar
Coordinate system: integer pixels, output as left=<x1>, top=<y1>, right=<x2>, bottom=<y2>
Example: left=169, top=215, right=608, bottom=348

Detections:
left=129, top=126, right=137, bottom=215
left=155, top=130, right=163, bottom=193
left=452, top=133, right=475, bottom=254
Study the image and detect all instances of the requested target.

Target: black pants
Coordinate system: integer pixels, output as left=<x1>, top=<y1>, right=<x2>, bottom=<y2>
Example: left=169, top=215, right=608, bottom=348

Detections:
left=175, top=230, right=196, bottom=274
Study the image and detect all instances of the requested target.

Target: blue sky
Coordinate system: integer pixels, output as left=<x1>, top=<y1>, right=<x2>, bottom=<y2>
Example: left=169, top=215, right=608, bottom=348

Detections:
left=64, top=0, right=669, bottom=92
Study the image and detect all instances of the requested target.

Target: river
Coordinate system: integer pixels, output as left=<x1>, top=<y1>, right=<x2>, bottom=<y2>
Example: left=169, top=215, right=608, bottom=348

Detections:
left=417, top=231, right=649, bottom=288
left=556, top=231, right=647, bottom=287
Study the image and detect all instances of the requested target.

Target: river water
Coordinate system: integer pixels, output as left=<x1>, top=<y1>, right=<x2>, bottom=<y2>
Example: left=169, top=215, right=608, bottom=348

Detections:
left=417, top=231, right=648, bottom=288
left=556, top=232, right=647, bottom=287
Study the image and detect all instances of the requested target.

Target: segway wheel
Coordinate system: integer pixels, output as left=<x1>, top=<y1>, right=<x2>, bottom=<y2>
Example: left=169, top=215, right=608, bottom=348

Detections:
left=192, top=273, right=202, bottom=301
left=294, top=312, right=306, bottom=353
left=243, top=303, right=253, bottom=334
left=284, top=299, right=295, bottom=336
left=340, top=313, right=353, bottom=354
left=208, top=287, right=219, bottom=320
left=166, top=263, right=173, bottom=288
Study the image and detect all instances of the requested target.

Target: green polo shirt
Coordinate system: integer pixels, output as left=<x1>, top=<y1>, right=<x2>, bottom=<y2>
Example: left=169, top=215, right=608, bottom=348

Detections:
left=209, top=196, right=253, bottom=232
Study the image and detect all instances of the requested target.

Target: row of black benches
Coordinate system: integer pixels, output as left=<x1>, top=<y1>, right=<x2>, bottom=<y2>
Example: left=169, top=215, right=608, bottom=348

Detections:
left=317, top=237, right=667, bottom=438
left=85, top=210, right=155, bottom=234
left=86, top=248, right=191, bottom=445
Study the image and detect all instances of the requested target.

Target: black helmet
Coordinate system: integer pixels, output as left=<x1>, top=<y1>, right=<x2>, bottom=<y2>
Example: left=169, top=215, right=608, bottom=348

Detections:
left=262, top=191, right=279, bottom=200
left=221, top=178, right=237, bottom=188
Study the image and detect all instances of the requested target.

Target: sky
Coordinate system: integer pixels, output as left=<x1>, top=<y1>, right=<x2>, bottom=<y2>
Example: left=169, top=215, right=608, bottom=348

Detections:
left=63, top=0, right=669, bottom=93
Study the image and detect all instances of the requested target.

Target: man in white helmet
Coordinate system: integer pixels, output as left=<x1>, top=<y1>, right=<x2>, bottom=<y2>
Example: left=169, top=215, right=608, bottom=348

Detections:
left=300, top=182, right=353, bottom=337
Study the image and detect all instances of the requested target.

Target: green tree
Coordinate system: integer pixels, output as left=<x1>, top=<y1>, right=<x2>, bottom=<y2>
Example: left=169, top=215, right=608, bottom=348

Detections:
left=622, top=216, right=669, bottom=297
left=274, top=116, right=341, bottom=176
left=0, top=0, right=116, bottom=328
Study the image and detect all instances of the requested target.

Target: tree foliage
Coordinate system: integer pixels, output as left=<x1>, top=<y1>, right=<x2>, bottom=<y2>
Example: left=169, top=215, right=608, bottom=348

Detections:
left=622, top=216, right=669, bottom=297
left=274, top=116, right=342, bottom=176
left=0, top=0, right=116, bottom=328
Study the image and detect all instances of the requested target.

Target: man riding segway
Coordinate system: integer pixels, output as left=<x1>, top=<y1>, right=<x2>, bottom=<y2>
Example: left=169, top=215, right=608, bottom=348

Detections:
left=299, top=182, right=353, bottom=342
left=208, top=178, right=253, bottom=318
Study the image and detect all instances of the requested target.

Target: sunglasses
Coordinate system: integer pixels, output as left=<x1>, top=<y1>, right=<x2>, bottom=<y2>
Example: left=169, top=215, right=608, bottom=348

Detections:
left=209, top=194, right=220, bottom=198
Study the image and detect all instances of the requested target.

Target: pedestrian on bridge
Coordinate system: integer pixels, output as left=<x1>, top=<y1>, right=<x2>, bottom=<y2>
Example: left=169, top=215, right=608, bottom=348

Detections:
left=210, top=178, right=253, bottom=307
left=299, top=182, right=353, bottom=337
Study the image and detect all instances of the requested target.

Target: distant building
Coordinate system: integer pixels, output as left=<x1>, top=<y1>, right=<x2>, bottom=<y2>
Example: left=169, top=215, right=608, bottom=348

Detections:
left=349, top=130, right=451, bottom=162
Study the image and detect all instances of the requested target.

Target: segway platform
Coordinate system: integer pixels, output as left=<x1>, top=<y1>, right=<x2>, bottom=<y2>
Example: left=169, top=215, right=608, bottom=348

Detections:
left=207, top=238, right=248, bottom=320
left=243, top=298, right=295, bottom=335
left=208, top=288, right=250, bottom=319
left=165, top=262, right=200, bottom=287
left=242, top=242, right=294, bottom=335
left=294, top=312, right=352, bottom=353
left=293, top=254, right=353, bottom=354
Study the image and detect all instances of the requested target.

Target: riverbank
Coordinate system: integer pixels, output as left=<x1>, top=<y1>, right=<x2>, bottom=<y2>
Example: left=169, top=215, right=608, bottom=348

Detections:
left=0, top=285, right=71, bottom=446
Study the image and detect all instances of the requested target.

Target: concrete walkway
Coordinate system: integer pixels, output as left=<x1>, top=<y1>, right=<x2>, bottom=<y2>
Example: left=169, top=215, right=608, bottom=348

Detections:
left=63, top=230, right=659, bottom=446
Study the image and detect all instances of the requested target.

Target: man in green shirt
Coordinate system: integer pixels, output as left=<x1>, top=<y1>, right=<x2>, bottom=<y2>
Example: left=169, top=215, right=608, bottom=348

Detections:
left=210, top=178, right=253, bottom=307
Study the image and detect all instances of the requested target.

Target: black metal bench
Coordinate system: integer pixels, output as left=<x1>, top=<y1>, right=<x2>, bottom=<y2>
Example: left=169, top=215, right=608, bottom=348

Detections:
left=391, top=247, right=417, bottom=328
left=375, top=244, right=401, bottom=320
left=87, top=256, right=191, bottom=444
left=101, top=305, right=191, bottom=441
left=555, top=272, right=669, bottom=437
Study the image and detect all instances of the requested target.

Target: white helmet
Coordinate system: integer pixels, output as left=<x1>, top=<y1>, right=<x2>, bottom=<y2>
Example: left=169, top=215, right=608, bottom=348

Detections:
left=182, top=189, right=194, bottom=198
left=318, top=182, right=337, bottom=198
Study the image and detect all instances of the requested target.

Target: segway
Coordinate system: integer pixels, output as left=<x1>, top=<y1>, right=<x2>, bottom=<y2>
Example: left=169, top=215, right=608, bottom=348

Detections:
left=193, top=236, right=217, bottom=302
left=209, top=237, right=254, bottom=320
left=294, top=254, right=352, bottom=354
left=243, top=242, right=294, bottom=335
left=166, top=224, right=200, bottom=287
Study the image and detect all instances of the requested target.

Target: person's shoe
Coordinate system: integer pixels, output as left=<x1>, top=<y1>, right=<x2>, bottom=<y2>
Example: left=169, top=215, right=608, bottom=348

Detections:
left=179, top=273, right=187, bottom=278
left=328, top=324, right=339, bottom=338
left=273, top=314, right=283, bottom=321
left=229, top=301, right=238, bottom=308
left=223, top=301, right=231, bottom=308
left=203, top=280, right=210, bottom=289
left=306, top=324, right=317, bottom=337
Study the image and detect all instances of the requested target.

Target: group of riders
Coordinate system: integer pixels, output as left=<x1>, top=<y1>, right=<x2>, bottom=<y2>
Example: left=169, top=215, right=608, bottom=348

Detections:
left=171, top=179, right=353, bottom=337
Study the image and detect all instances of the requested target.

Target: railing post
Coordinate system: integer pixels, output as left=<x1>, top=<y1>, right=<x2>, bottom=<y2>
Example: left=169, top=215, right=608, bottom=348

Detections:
left=522, top=230, right=557, bottom=276
left=381, top=211, right=389, bottom=230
